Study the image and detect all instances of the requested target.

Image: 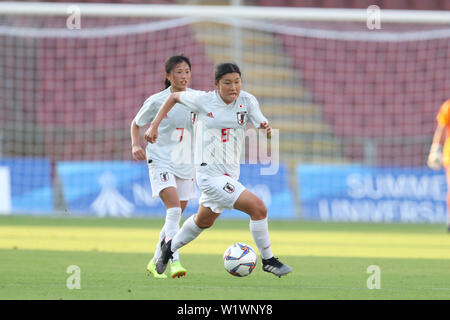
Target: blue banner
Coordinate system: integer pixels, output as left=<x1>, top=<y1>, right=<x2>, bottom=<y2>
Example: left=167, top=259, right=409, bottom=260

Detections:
left=297, top=164, right=448, bottom=223
left=57, top=161, right=295, bottom=219
left=0, top=158, right=53, bottom=214
left=226, top=164, right=295, bottom=219
left=57, top=161, right=167, bottom=217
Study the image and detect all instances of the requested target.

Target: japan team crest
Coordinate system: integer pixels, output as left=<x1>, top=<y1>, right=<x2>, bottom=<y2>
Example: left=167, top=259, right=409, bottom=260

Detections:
left=236, top=111, right=248, bottom=126
left=223, top=182, right=235, bottom=194
left=160, top=172, right=169, bottom=182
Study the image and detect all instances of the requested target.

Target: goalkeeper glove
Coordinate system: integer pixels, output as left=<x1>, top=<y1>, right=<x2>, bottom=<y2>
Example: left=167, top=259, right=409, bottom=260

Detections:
left=427, top=143, right=443, bottom=170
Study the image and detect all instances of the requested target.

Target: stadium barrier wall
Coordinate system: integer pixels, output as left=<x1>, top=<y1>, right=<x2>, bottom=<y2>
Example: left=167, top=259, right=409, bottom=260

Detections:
left=0, top=158, right=53, bottom=214
left=56, top=161, right=295, bottom=219
left=297, top=164, right=448, bottom=223
left=0, top=166, right=12, bottom=213
left=1, top=158, right=448, bottom=223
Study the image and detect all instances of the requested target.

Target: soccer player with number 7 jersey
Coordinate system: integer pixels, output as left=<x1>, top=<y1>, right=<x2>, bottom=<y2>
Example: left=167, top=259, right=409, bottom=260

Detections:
left=145, top=62, right=292, bottom=277
left=131, top=55, right=198, bottom=278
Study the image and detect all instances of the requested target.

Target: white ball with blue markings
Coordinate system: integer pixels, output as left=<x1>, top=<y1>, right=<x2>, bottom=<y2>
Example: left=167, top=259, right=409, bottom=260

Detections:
left=223, top=243, right=258, bottom=277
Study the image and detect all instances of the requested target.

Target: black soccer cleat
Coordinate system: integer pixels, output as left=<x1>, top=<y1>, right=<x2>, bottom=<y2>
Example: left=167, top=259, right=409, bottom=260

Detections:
left=262, top=257, right=292, bottom=278
left=155, top=239, right=173, bottom=275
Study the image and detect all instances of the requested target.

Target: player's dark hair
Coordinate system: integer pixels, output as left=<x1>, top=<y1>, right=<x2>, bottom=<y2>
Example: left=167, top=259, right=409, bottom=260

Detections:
left=215, top=62, right=241, bottom=83
left=164, top=55, right=191, bottom=89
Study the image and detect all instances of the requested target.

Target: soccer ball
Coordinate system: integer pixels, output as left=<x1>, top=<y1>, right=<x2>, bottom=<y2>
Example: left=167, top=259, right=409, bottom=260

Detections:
left=223, top=243, right=258, bottom=277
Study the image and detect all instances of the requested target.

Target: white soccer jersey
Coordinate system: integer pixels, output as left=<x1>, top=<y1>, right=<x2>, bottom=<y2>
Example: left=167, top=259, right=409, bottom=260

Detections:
left=178, top=90, right=268, bottom=179
left=134, top=87, right=197, bottom=180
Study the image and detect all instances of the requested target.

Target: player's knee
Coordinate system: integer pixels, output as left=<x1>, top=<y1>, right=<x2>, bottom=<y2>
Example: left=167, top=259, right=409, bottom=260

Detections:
left=252, top=200, right=267, bottom=220
left=194, top=215, right=215, bottom=229
left=199, top=221, right=214, bottom=229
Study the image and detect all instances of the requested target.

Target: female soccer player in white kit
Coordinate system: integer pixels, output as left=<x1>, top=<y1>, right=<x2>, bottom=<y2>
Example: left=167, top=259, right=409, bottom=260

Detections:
left=130, top=55, right=197, bottom=279
left=145, top=62, right=292, bottom=277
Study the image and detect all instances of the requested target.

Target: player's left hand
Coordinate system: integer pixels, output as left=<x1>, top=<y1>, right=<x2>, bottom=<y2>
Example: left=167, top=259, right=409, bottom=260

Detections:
left=259, top=121, right=272, bottom=139
left=427, top=144, right=443, bottom=170
left=144, top=123, right=158, bottom=144
left=427, top=151, right=443, bottom=170
left=132, top=145, right=146, bottom=161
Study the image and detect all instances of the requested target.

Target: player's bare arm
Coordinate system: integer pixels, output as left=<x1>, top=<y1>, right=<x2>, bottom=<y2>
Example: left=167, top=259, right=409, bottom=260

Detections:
left=428, top=123, right=445, bottom=170
left=130, top=119, right=146, bottom=161
left=144, top=92, right=181, bottom=144
left=431, top=124, right=445, bottom=147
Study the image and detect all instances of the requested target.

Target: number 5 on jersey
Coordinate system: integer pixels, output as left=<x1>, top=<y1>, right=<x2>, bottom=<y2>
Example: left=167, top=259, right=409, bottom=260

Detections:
left=221, top=128, right=230, bottom=142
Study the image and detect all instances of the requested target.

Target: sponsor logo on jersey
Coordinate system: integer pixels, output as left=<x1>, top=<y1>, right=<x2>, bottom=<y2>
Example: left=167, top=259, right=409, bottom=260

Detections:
left=160, top=172, right=169, bottom=182
left=223, top=182, right=235, bottom=193
left=237, top=111, right=248, bottom=126
left=191, top=112, right=197, bottom=124
left=207, top=112, right=214, bottom=118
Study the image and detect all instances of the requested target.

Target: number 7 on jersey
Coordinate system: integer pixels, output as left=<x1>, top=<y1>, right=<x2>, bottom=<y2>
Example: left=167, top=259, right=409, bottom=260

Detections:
left=176, top=128, right=184, bottom=142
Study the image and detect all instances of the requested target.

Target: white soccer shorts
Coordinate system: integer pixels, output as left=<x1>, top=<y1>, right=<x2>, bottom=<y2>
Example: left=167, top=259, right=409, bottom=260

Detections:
left=148, top=166, right=196, bottom=201
left=196, top=172, right=246, bottom=214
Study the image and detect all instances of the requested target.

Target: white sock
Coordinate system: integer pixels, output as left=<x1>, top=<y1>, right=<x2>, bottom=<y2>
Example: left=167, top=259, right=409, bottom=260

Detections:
left=164, top=207, right=182, bottom=261
left=152, top=226, right=165, bottom=262
left=171, top=214, right=204, bottom=252
left=164, top=207, right=182, bottom=240
left=249, top=217, right=274, bottom=260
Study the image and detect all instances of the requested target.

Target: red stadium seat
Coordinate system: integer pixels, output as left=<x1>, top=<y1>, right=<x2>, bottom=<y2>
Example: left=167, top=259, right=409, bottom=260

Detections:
left=259, top=0, right=291, bottom=6
left=289, top=0, right=322, bottom=7
left=443, top=0, right=450, bottom=10
left=350, top=0, right=382, bottom=9
left=412, top=0, right=442, bottom=10
left=321, top=0, right=351, bottom=8
left=381, top=0, right=410, bottom=9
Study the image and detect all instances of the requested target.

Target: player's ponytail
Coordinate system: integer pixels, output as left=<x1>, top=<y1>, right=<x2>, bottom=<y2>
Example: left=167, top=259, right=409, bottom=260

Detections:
left=164, top=78, right=171, bottom=89
left=164, top=55, right=192, bottom=89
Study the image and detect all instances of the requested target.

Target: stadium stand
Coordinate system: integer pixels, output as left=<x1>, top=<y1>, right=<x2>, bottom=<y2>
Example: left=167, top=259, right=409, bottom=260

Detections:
left=0, top=1, right=215, bottom=161
left=283, top=35, right=449, bottom=165
left=35, top=25, right=213, bottom=161
left=255, top=0, right=450, bottom=166
left=192, top=20, right=345, bottom=166
left=257, top=0, right=450, bottom=10
left=2, top=0, right=450, bottom=168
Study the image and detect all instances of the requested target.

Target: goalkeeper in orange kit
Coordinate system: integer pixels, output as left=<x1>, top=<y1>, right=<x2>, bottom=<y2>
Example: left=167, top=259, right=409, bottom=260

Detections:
left=427, top=99, right=450, bottom=232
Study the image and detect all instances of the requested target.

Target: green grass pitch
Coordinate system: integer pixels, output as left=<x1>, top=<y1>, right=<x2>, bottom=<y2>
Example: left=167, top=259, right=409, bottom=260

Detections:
left=0, top=215, right=449, bottom=300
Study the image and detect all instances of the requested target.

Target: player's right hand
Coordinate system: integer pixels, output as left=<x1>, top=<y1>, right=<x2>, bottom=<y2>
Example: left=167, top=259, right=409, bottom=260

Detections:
left=259, top=121, right=272, bottom=139
left=144, top=124, right=158, bottom=144
left=132, top=145, right=146, bottom=161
